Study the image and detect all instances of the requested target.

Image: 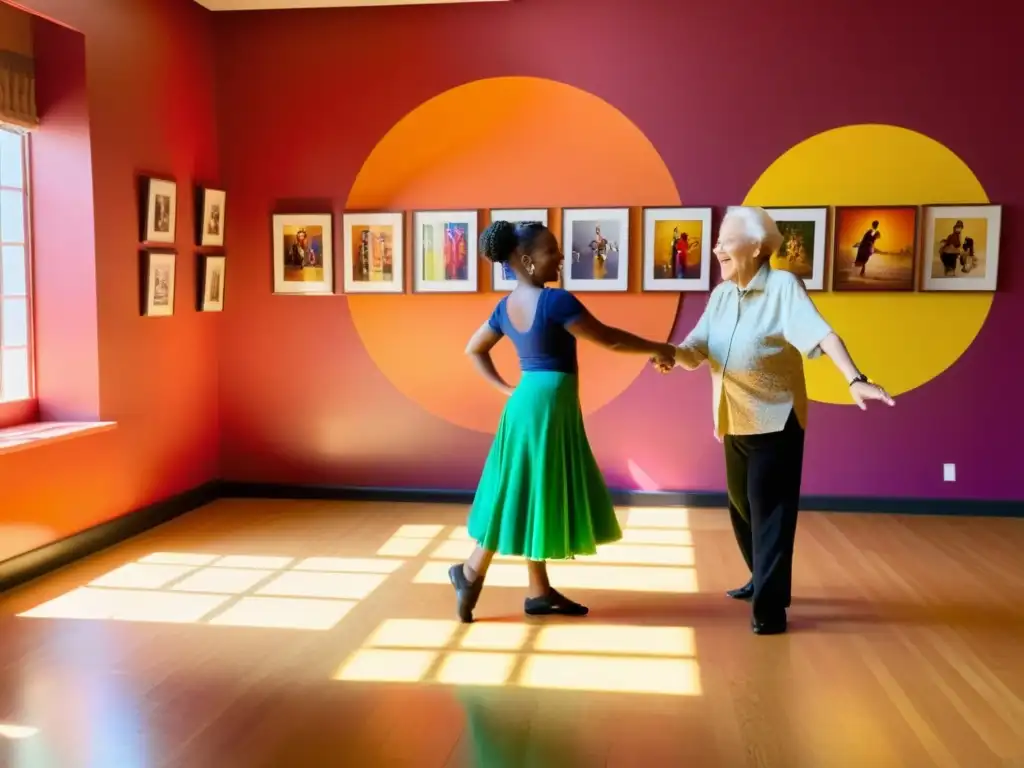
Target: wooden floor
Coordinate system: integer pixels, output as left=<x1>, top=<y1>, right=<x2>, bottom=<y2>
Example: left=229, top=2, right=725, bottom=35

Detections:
left=1, top=500, right=1023, bottom=768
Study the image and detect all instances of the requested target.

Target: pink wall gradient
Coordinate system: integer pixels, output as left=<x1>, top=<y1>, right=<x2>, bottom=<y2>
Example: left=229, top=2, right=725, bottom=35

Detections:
left=213, top=0, right=1023, bottom=501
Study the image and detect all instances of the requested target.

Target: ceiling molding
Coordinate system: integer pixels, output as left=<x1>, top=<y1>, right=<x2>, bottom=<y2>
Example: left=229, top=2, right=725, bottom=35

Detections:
left=194, top=0, right=509, bottom=10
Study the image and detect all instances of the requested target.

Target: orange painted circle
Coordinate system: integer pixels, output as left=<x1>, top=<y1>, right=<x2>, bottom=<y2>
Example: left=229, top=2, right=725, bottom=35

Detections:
left=345, top=77, right=681, bottom=433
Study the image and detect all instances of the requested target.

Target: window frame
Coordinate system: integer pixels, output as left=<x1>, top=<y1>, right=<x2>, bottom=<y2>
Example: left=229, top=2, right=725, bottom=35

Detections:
left=0, top=125, right=36, bottom=409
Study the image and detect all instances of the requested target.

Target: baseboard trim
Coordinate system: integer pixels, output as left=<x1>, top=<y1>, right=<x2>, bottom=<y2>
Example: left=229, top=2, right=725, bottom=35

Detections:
left=0, top=480, right=221, bottom=594
left=219, top=482, right=1024, bottom=518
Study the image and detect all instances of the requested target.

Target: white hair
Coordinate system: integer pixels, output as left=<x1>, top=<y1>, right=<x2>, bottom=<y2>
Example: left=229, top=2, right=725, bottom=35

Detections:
left=723, top=206, right=784, bottom=257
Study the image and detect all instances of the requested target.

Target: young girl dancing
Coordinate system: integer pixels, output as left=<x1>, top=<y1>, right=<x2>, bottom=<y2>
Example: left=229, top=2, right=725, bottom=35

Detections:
left=449, top=220, right=676, bottom=622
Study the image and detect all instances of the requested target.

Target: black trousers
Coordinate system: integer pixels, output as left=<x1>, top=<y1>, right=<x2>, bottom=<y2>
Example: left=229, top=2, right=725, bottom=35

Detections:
left=723, top=410, right=805, bottom=623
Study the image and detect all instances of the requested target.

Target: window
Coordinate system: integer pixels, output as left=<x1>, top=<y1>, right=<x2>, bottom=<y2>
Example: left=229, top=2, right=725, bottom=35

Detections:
left=0, top=127, right=32, bottom=403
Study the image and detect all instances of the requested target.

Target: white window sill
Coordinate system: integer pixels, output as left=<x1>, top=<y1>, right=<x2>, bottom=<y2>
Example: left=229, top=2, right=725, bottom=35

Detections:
left=0, top=421, right=116, bottom=456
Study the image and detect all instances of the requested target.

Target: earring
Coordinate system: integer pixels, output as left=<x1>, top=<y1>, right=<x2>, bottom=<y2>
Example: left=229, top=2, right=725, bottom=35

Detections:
left=527, top=263, right=536, bottom=275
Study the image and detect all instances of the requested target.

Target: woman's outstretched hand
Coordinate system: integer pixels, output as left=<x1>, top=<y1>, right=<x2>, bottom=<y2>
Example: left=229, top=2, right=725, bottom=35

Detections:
left=851, top=380, right=894, bottom=410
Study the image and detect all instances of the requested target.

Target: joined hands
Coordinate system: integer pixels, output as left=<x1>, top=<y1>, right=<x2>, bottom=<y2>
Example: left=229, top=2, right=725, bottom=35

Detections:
left=650, top=344, right=676, bottom=374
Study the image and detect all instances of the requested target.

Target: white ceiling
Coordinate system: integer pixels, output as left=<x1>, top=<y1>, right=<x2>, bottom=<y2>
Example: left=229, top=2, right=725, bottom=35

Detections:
left=195, top=0, right=508, bottom=10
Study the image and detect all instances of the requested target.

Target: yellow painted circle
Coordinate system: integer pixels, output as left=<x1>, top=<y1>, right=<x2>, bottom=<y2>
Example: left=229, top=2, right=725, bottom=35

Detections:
left=744, top=124, right=993, bottom=405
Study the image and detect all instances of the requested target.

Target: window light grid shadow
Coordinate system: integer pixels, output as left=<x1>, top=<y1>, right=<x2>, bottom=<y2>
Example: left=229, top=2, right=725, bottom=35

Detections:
left=334, top=618, right=701, bottom=696
left=17, top=553, right=407, bottom=631
left=15, top=508, right=702, bottom=630
left=418, top=508, right=700, bottom=594
left=376, top=524, right=447, bottom=557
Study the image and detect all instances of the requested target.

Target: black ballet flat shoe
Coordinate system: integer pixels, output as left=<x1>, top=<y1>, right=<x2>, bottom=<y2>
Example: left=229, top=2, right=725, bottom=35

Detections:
left=751, top=615, right=787, bottom=635
left=726, top=581, right=754, bottom=601
left=449, top=563, right=482, bottom=624
left=524, top=589, right=589, bottom=617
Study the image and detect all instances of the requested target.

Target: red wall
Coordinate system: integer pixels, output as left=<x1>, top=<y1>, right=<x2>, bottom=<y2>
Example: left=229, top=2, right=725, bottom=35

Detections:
left=1, top=0, right=1021, bottom=567
left=213, top=0, right=1024, bottom=498
left=0, top=0, right=220, bottom=563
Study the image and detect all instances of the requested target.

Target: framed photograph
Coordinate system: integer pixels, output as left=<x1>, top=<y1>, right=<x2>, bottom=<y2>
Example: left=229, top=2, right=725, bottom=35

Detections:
left=489, top=208, right=549, bottom=291
left=563, top=207, right=629, bottom=292
left=144, top=178, right=177, bottom=244
left=200, top=255, right=226, bottom=311
left=342, top=212, right=404, bottom=294
left=198, top=187, right=226, bottom=248
left=412, top=210, right=478, bottom=293
left=831, top=206, right=918, bottom=292
left=920, top=204, right=1001, bottom=292
left=272, top=213, right=334, bottom=295
left=764, top=207, right=829, bottom=291
left=142, top=251, right=176, bottom=317
left=641, top=207, right=712, bottom=291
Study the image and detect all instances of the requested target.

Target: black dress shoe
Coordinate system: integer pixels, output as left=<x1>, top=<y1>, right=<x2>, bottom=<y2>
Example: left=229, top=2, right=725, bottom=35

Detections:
left=751, top=615, right=787, bottom=635
left=448, top=563, right=482, bottom=623
left=524, top=589, right=588, bottom=617
left=726, top=581, right=753, bottom=600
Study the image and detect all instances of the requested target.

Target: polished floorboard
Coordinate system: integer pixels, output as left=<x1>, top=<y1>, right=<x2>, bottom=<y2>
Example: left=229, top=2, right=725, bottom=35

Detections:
left=1, top=499, right=1023, bottom=767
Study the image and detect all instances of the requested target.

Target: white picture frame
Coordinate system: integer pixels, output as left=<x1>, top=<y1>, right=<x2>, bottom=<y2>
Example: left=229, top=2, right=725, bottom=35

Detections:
left=641, top=207, right=712, bottom=291
left=143, top=251, right=176, bottom=317
left=201, top=255, right=226, bottom=312
left=199, top=187, right=226, bottom=248
left=412, top=210, right=478, bottom=293
left=763, top=206, right=829, bottom=291
left=562, top=207, right=630, bottom=292
left=144, top=178, right=177, bottom=244
left=272, top=213, right=334, bottom=295
left=342, top=212, right=405, bottom=294
left=920, top=204, right=1001, bottom=292
left=489, top=208, right=549, bottom=291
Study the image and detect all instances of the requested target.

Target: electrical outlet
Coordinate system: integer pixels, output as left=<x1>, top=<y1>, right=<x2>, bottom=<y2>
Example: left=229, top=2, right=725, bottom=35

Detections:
left=943, top=463, right=956, bottom=482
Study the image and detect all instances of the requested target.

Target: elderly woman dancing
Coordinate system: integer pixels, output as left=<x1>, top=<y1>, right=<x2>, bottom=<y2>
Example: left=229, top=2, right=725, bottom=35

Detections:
left=660, top=206, right=894, bottom=635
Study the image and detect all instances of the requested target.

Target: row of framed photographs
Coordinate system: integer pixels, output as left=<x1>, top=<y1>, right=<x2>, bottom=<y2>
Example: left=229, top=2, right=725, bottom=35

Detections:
left=140, top=251, right=226, bottom=317
left=272, top=203, right=1002, bottom=295
left=770, top=203, right=1002, bottom=293
left=141, top=177, right=226, bottom=249
left=272, top=207, right=687, bottom=296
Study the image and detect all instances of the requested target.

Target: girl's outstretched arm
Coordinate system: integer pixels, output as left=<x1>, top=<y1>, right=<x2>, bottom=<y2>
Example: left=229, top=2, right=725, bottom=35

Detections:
left=567, top=310, right=675, bottom=364
left=465, top=323, right=514, bottom=396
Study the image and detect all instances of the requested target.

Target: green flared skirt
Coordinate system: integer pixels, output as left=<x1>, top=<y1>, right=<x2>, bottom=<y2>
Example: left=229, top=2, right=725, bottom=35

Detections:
left=467, top=371, right=622, bottom=561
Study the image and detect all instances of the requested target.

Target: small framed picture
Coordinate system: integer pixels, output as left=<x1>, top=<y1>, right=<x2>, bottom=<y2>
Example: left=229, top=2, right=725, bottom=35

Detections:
left=831, top=206, right=918, bottom=292
left=563, top=207, right=629, bottom=292
left=641, top=207, right=712, bottom=291
left=764, top=207, right=829, bottom=291
left=144, top=178, right=177, bottom=244
left=489, top=209, right=549, bottom=291
left=200, top=255, right=226, bottom=311
left=920, top=204, right=1001, bottom=292
left=198, top=187, right=226, bottom=248
left=142, top=250, right=176, bottom=317
left=412, top=210, right=478, bottom=293
left=342, top=212, right=404, bottom=294
left=272, top=213, right=334, bottom=295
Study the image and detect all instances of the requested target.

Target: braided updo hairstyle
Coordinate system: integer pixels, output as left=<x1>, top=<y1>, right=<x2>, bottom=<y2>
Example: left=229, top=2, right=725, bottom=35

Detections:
left=479, top=220, right=548, bottom=264
left=479, top=220, right=519, bottom=263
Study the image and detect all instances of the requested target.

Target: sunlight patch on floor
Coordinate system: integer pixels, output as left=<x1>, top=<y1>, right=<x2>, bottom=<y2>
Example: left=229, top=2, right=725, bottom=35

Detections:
left=0, top=723, right=38, bottom=740
left=18, top=508, right=702, bottom=630
left=334, top=618, right=701, bottom=696
left=18, top=555, right=407, bottom=630
left=419, top=507, right=699, bottom=593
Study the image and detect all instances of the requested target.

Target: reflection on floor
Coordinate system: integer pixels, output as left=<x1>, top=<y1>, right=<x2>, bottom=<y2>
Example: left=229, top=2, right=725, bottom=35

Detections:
left=1, top=499, right=1023, bottom=767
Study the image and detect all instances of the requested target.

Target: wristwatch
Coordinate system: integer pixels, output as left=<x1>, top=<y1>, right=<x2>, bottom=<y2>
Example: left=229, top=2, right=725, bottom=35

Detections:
left=849, top=374, right=868, bottom=387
